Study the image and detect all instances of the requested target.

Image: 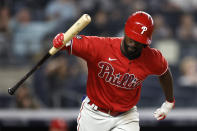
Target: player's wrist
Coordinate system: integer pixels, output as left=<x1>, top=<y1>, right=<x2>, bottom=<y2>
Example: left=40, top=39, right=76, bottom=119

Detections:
left=166, top=97, right=175, bottom=104
left=163, top=98, right=175, bottom=110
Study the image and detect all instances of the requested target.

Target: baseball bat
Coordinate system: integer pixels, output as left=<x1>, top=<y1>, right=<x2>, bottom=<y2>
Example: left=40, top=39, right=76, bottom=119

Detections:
left=8, top=14, right=91, bottom=95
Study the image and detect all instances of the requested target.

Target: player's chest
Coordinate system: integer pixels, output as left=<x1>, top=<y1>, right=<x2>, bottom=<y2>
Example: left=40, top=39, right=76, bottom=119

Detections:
left=98, top=57, right=147, bottom=78
left=96, top=54, right=148, bottom=89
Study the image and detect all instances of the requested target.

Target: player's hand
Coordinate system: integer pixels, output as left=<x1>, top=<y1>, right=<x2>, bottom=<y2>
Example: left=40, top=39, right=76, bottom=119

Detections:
left=153, top=100, right=175, bottom=120
left=53, top=33, right=66, bottom=50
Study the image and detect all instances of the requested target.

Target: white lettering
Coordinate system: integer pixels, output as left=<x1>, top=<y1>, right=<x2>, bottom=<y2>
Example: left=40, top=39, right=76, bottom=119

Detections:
left=141, top=26, right=147, bottom=34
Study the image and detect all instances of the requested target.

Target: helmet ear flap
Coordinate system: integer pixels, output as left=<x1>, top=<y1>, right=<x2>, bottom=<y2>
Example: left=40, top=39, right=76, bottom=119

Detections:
left=124, top=11, right=154, bottom=45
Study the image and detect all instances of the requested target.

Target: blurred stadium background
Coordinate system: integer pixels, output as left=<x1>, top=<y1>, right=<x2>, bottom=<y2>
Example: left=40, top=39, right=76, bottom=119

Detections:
left=0, top=0, right=197, bottom=130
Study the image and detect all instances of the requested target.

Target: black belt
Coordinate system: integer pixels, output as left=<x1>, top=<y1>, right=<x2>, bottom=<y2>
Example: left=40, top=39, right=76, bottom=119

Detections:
left=88, top=101, right=126, bottom=116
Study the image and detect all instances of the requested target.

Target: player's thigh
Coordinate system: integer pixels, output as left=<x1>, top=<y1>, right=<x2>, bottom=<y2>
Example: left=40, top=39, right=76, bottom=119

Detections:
left=111, top=121, right=140, bottom=131
left=77, top=102, right=111, bottom=131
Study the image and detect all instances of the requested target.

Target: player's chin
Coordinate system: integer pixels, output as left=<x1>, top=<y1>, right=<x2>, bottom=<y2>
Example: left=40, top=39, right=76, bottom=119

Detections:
left=128, top=47, right=136, bottom=52
left=128, top=50, right=142, bottom=58
left=128, top=50, right=138, bottom=56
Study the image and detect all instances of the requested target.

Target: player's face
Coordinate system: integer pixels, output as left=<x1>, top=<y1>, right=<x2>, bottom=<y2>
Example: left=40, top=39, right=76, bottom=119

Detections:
left=122, top=35, right=146, bottom=60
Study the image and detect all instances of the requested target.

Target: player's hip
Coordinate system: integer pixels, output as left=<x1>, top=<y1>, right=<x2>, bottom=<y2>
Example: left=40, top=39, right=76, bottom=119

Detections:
left=83, top=96, right=139, bottom=120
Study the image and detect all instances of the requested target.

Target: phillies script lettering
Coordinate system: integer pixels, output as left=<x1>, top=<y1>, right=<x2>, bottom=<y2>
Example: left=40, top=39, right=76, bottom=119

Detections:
left=98, top=61, right=142, bottom=90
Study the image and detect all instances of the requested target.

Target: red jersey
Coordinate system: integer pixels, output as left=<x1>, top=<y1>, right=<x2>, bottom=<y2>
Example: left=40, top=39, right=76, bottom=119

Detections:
left=68, top=35, right=168, bottom=112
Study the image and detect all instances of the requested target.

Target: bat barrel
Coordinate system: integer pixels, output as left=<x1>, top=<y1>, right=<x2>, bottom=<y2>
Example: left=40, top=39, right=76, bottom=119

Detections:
left=49, top=14, right=91, bottom=55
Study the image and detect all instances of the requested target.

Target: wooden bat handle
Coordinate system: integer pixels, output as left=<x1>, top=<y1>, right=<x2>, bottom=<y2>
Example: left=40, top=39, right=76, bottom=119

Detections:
left=8, top=53, right=51, bottom=95
left=49, top=14, right=91, bottom=55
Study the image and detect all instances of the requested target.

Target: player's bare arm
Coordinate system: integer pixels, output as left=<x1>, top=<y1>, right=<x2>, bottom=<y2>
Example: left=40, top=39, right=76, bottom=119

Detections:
left=154, top=68, right=175, bottom=120
left=159, top=68, right=174, bottom=102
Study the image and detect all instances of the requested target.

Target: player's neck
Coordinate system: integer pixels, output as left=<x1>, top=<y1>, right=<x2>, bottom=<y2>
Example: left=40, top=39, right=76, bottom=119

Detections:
left=120, top=40, right=141, bottom=60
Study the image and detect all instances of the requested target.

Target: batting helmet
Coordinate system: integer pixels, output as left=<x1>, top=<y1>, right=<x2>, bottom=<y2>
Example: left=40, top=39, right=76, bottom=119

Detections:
left=124, top=11, right=154, bottom=45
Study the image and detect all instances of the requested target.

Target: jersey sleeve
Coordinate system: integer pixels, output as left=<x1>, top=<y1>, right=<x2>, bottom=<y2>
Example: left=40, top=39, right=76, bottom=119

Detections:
left=66, top=35, right=105, bottom=62
left=149, top=49, right=168, bottom=76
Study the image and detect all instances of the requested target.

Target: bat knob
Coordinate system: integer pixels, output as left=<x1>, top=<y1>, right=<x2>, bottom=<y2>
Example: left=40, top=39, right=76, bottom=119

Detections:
left=8, top=88, right=15, bottom=95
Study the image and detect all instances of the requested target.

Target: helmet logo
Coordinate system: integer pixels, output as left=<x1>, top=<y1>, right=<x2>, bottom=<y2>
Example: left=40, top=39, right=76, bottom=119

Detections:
left=141, top=26, right=147, bottom=34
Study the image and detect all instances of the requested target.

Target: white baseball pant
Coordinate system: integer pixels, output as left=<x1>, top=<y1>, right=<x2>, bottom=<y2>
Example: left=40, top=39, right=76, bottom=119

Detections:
left=77, top=97, right=140, bottom=131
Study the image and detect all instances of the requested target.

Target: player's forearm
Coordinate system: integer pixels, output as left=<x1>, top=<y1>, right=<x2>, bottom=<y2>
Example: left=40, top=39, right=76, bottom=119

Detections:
left=158, top=68, right=174, bottom=102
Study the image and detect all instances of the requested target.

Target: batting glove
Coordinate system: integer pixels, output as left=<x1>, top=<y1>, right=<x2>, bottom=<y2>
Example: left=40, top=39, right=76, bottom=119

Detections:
left=53, top=33, right=64, bottom=48
left=53, top=33, right=71, bottom=50
left=153, top=100, right=175, bottom=120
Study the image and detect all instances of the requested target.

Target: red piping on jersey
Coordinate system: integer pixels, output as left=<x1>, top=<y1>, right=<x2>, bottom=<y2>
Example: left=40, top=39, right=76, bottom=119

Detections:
left=77, top=101, right=85, bottom=131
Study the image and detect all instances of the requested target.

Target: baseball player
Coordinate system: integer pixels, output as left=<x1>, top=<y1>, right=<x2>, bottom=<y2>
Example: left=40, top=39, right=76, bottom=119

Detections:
left=52, top=11, right=175, bottom=131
